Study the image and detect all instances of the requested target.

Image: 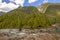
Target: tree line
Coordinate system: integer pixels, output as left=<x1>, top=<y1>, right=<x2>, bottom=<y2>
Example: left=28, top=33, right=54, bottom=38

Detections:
left=0, top=6, right=60, bottom=29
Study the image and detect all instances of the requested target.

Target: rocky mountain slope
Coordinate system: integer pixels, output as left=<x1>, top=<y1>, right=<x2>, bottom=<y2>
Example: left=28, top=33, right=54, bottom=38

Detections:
left=37, top=3, right=60, bottom=14
left=0, top=12, right=6, bottom=15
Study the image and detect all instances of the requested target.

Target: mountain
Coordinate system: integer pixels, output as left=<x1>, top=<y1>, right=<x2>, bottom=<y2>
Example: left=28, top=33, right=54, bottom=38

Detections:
left=0, top=12, right=6, bottom=15
left=12, top=6, right=40, bottom=14
left=0, top=3, right=60, bottom=29
left=37, top=3, right=60, bottom=14
left=0, top=6, right=40, bottom=29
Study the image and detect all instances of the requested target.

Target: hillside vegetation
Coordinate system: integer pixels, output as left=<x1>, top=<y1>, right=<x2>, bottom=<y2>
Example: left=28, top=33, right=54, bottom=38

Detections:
left=0, top=4, right=60, bottom=29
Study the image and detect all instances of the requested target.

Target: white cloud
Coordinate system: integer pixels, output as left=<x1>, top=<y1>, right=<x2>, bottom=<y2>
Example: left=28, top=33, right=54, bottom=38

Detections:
left=10, top=0, right=25, bottom=6
left=43, top=0, right=48, bottom=3
left=0, top=2, right=19, bottom=12
left=0, top=0, right=2, bottom=5
left=0, top=0, right=25, bottom=12
left=0, top=0, right=2, bottom=3
left=28, top=0, right=38, bottom=3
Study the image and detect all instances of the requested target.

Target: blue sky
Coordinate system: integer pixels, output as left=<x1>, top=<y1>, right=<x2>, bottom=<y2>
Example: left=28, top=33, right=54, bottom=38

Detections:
left=24, top=0, right=43, bottom=6
left=2, top=0, right=60, bottom=6
left=0, top=0, right=60, bottom=12
left=49, top=0, right=60, bottom=3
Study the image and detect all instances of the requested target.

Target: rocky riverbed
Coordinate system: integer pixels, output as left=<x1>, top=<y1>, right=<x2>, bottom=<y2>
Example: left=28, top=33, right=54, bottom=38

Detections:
left=0, top=32, right=60, bottom=40
left=0, top=29, right=60, bottom=40
left=0, top=24, right=60, bottom=40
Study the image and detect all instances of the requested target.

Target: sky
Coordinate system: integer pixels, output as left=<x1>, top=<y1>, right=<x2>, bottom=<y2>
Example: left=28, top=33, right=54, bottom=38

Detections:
left=2, top=0, right=60, bottom=6
left=1, top=0, right=48, bottom=6
left=0, top=0, right=60, bottom=12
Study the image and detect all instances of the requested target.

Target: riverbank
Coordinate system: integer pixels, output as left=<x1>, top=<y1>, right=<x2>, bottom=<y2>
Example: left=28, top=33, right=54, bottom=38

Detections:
left=0, top=24, right=60, bottom=40
left=0, top=28, right=60, bottom=40
left=0, top=32, right=60, bottom=40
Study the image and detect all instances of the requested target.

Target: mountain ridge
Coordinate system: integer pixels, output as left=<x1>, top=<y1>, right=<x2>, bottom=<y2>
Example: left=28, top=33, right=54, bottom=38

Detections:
left=37, top=3, right=60, bottom=13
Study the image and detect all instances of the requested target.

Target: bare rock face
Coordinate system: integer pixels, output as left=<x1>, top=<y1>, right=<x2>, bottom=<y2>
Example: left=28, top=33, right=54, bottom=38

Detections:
left=0, top=32, right=60, bottom=40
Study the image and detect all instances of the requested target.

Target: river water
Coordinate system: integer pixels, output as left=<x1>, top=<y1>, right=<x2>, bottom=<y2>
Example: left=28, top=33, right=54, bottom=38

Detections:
left=56, top=27, right=60, bottom=33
